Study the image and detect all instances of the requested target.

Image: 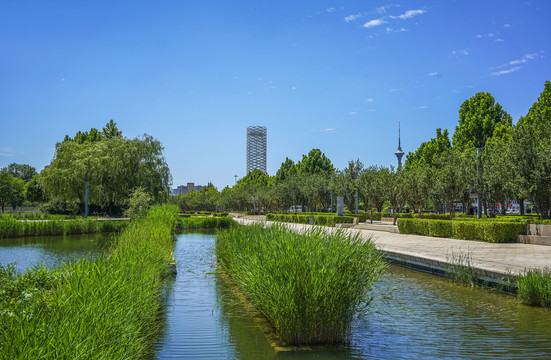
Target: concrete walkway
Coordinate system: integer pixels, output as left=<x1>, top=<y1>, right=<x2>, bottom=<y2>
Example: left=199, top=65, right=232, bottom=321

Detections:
left=235, top=218, right=551, bottom=285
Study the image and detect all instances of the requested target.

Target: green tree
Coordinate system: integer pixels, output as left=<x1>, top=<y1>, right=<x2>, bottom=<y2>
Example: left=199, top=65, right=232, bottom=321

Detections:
left=2, top=163, right=37, bottom=182
left=124, top=187, right=152, bottom=219
left=42, top=130, right=171, bottom=216
left=0, top=173, right=25, bottom=212
left=403, top=165, right=431, bottom=217
left=296, top=148, right=334, bottom=176
left=512, top=81, right=551, bottom=218
left=24, top=175, right=45, bottom=203
left=274, top=157, right=297, bottom=183
left=385, top=166, right=406, bottom=225
left=404, top=128, right=451, bottom=169
left=359, top=166, right=387, bottom=223
left=453, top=92, right=513, bottom=150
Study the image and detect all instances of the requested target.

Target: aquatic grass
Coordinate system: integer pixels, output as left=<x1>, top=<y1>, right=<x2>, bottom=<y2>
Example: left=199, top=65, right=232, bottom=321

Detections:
left=0, top=205, right=179, bottom=359
left=179, top=216, right=237, bottom=229
left=216, top=224, right=386, bottom=345
left=445, top=249, right=478, bottom=286
left=0, top=217, right=128, bottom=238
left=517, top=267, right=551, bottom=308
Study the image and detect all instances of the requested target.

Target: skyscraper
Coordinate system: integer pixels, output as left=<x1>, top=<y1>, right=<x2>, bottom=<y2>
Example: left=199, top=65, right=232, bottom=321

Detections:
left=246, top=126, right=267, bottom=173
left=394, top=122, right=404, bottom=168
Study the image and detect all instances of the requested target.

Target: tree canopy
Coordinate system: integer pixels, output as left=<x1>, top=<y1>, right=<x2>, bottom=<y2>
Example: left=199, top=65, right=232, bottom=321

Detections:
left=405, top=128, right=451, bottom=169
left=453, top=92, right=512, bottom=150
left=42, top=121, right=171, bottom=215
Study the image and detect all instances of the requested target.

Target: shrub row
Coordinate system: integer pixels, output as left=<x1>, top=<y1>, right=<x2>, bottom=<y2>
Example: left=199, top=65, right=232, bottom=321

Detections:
left=216, top=224, right=386, bottom=345
left=0, top=205, right=179, bottom=358
left=0, top=218, right=128, bottom=238
left=266, top=213, right=355, bottom=226
left=397, top=218, right=527, bottom=243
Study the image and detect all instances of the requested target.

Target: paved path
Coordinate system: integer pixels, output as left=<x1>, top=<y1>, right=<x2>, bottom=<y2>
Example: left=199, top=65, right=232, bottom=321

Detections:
left=235, top=218, right=551, bottom=283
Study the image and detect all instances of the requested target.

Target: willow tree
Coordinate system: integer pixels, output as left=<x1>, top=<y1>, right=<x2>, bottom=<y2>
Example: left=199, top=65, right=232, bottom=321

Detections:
left=42, top=122, right=171, bottom=216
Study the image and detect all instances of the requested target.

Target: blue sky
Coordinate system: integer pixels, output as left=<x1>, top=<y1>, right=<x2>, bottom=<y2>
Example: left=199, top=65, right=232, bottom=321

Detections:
left=1, top=1, right=549, bottom=189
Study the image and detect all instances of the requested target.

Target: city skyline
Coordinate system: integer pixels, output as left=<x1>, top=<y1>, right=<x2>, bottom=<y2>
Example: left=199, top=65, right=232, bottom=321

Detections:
left=1, top=1, right=550, bottom=189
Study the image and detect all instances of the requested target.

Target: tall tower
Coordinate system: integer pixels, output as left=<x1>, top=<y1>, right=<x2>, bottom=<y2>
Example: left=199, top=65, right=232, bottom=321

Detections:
left=246, top=126, right=267, bottom=174
left=394, top=122, right=404, bottom=168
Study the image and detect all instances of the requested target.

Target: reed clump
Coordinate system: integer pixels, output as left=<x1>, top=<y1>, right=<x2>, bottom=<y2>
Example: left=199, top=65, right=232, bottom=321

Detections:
left=0, top=218, right=128, bottom=238
left=179, top=216, right=237, bottom=229
left=0, top=205, right=179, bottom=359
left=216, top=224, right=386, bottom=345
left=517, top=267, right=551, bottom=308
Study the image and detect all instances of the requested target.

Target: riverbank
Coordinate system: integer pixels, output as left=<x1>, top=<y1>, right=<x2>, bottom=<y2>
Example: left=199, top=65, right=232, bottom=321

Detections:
left=0, top=205, right=179, bottom=359
left=234, top=218, right=551, bottom=288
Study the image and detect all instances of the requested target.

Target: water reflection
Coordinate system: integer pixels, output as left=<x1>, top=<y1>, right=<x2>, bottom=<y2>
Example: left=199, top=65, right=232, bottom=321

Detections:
left=156, top=232, right=551, bottom=360
left=0, top=233, right=114, bottom=272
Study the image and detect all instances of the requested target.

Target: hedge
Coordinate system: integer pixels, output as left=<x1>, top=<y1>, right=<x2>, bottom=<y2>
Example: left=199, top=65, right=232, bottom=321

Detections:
left=266, top=213, right=355, bottom=227
left=397, top=218, right=527, bottom=243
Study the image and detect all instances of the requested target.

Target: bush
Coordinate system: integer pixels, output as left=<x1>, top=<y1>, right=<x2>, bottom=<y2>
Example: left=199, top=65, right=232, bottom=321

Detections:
left=266, top=213, right=355, bottom=227
left=428, top=220, right=454, bottom=238
left=38, top=198, right=79, bottom=215
left=398, top=218, right=527, bottom=243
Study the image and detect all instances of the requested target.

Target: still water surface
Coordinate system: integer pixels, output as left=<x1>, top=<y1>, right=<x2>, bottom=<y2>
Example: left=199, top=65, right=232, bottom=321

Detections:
left=0, top=233, right=113, bottom=272
left=155, top=232, right=551, bottom=360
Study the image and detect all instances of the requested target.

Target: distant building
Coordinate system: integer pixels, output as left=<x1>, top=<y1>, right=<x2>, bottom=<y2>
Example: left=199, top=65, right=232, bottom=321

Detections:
left=173, top=182, right=204, bottom=195
left=246, top=126, right=267, bottom=173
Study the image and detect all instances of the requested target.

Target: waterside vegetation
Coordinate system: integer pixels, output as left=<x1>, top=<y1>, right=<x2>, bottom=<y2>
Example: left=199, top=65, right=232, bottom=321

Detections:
left=0, top=205, right=179, bottom=359
left=0, top=217, right=128, bottom=238
left=216, top=224, right=386, bottom=345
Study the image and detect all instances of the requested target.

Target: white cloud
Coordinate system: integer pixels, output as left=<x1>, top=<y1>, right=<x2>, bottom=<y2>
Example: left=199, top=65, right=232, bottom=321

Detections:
left=349, top=112, right=358, bottom=115
left=344, top=13, right=363, bottom=22
left=491, top=66, right=522, bottom=76
left=321, top=128, right=335, bottom=132
left=504, top=23, right=511, bottom=28
left=390, top=9, right=426, bottom=20
left=495, top=38, right=505, bottom=42
left=428, top=72, right=439, bottom=76
left=386, top=27, right=408, bottom=33
left=415, top=105, right=429, bottom=109
left=451, top=49, right=469, bottom=56
left=363, top=18, right=386, bottom=28
left=364, top=98, right=374, bottom=103
left=0, top=147, right=15, bottom=157
left=376, top=5, right=391, bottom=13
left=326, top=7, right=335, bottom=13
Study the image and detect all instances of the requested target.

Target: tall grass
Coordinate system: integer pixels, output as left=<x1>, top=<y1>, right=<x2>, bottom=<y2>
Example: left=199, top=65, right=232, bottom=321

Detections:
left=517, top=268, right=551, bottom=308
left=216, top=224, right=386, bottom=345
left=0, top=205, right=179, bottom=359
left=179, top=216, right=237, bottom=229
left=0, top=218, right=128, bottom=238
left=445, top=249, right=478, bottom=286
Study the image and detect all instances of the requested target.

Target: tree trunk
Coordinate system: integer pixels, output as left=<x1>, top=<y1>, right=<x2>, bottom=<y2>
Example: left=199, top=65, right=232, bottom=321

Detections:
left=500, top=201, right=507, bottom=216
left=519, top=199, right=525, bottom=216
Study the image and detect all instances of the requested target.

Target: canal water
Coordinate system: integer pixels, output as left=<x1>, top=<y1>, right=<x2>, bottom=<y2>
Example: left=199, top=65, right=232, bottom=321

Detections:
left=155, top=232, right=551, bottom=360
left=0, top=233, right=113, bottom=272
left=1, top=231, right=550, bottom=358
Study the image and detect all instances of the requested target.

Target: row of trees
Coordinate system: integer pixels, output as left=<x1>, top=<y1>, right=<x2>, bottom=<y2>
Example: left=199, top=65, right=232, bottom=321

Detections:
left=173, top=81, right=551, bottom=219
